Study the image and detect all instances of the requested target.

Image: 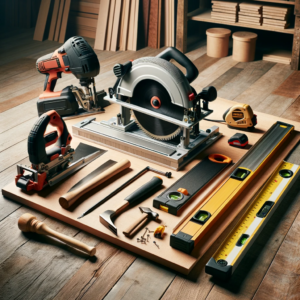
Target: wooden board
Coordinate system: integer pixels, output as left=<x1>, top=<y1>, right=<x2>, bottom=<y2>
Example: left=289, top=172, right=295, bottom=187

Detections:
left=33, top=0, right=51, bottom=41
left=71, top=1, right=100, bottom=14
left=94, top=0, right=110, bottom=50
left=132, top=0, right=140, bottom=51
left=143, top=0, right=150, bottom=46
left=54, top=0, right=65, bottom=41
left=110, top=0, right=122, bottom=51
left=59, top=0, right=71, bottom=43
left=148, top=0, right=159, bottom=48
left=48, top=0, right=61, bottom=41
left=105, top=0, right=116, bottom=50
left=2, top=98, right=300, bottom=275
left=120, top=0, right=131, bottom=51
left=263, top=49, right=291, bottom=65
left=274, top=71, right=300, bottom=98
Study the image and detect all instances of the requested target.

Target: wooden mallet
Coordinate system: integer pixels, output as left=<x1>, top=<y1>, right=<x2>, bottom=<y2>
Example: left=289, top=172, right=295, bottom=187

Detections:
left=18, top=213, right=96, bottom=256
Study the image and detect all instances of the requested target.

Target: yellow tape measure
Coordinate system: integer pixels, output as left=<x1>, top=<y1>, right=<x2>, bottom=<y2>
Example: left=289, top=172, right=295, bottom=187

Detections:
left=206, top=160, right=300, bottom=280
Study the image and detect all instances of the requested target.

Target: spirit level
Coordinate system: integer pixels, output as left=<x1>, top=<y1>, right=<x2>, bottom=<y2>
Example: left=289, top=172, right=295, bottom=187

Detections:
left=170, top=121, right=294, bottom=254
left=153, top=154, right=232, bottom=215
left=205, top=146, right=300, bottom=280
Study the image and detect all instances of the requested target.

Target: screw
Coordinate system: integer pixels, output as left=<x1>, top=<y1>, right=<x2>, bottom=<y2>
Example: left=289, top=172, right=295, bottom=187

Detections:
left=147, top=234, right=150, bottom=242
left=153, top=241, right=159, bottom=249
left=137, top=238, right=140, bottom=242
left=142, top=228, right=148, bottom=238
left=148, top=230, right=154, bottom=233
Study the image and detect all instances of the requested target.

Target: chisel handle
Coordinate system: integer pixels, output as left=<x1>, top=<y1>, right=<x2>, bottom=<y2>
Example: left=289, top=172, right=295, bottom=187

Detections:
left=125, top=176, right=163, bottom=204
left=18, top=213, right=96, bottom=256
left=59, top=159, right=131, bottom=209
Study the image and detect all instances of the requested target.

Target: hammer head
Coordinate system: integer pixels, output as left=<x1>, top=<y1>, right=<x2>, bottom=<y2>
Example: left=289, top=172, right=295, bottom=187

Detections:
left=139, top=207, right=159, bottom=220
left=100, top=210, right=117, bottom=236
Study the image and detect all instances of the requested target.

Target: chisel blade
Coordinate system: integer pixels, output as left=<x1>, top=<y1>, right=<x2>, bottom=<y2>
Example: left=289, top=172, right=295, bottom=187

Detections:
left=67, top=160, right=117, bottom=192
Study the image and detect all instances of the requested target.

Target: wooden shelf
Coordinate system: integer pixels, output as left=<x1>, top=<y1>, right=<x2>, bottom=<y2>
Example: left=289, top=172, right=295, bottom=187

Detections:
left=248, top=0, right=295, bottom=4
left=189, top=10, right=295, bottom=34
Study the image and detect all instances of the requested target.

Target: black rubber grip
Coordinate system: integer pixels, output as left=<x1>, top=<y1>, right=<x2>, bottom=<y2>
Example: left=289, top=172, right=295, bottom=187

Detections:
left=125, top=176, right=163, bottom=204
left=156, top=47, right=199, bottom=84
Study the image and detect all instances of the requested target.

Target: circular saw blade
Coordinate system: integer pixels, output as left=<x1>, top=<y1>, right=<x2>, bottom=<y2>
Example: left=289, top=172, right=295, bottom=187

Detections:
left=130, top=80, right=185, bottom=140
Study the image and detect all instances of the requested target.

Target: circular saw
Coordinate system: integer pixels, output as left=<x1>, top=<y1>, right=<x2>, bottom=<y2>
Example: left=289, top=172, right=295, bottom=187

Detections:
left=130, top=80, right=185, bottom=140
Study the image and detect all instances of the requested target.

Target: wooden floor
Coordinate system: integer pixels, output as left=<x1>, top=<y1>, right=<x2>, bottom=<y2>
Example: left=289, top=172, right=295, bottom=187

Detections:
left=1, top=28, right=300, bottom=300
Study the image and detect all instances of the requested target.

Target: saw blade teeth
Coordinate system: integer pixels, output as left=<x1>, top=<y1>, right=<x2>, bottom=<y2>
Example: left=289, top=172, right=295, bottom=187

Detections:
left=133, top=111, right=181, bottom=141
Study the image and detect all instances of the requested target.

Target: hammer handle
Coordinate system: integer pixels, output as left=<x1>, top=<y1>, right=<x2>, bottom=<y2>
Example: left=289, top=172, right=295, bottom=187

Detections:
left=123, top=214, right=149, bottom=237
left=59, top=159, right=131, bottom=209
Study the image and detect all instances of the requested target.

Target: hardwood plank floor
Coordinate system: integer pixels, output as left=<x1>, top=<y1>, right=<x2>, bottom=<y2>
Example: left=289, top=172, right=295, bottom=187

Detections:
left=1, top=28, right=300, bottom=300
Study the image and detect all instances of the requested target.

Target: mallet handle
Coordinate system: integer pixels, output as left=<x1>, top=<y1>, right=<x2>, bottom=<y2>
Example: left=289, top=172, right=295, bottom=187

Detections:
left=123, top=214, right=149, bottom=237
left=59, top=159, right=131, bottom=209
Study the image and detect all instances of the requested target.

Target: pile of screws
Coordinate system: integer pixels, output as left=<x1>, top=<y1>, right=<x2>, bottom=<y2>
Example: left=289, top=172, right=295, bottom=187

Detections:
left=136, top=228, right=159, bottom=249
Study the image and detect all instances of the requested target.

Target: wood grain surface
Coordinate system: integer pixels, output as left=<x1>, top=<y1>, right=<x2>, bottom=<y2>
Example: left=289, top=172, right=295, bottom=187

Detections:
left=1, top=28, right=300, bottom=300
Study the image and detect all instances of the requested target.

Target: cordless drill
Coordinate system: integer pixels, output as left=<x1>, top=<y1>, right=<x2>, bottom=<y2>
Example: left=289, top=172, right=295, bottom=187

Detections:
left=36, top=36, right=107, bottom=117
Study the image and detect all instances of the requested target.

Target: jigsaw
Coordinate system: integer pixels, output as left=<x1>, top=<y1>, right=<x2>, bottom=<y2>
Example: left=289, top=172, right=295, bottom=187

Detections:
left=36, top=36, right=109, bottom=118
left=73, top=47, right=222, bottom=170
left=16, top=110, right=104, bottom=192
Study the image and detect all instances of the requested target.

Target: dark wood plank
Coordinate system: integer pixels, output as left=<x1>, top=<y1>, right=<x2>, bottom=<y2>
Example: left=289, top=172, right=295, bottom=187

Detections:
left=217, top=61, right=276, bottom=100
left=273, top=70, right=300, bottom=99
left=255, top=94, right=295, bottom=117
left=234, top=63, right=293, bottom=108
left=104, top=258, right=174, bottom=300
left=176, top=0, right=188, bottom=53
left=0, top=216, right=99, bottom=300
left=253, top=211, right=300, bottom=299
left=207, top=67, right=243, bottom=91
left=291, top=16, right=300, bottom=70
left=54, top=244, right=135, bottom=300
left=280, top=95, right=300, bottom=121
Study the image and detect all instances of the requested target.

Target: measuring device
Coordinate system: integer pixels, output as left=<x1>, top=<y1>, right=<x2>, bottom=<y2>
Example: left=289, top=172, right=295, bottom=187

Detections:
left=205, top=144, right=300, bottom=280
left=205, top=104, right=257, bottom=131
left=153, top=154, right=232, bottom=215
left=170, top=121, right=294, bottom=254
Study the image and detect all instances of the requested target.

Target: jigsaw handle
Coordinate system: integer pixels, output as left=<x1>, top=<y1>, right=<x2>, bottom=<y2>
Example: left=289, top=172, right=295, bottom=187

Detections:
left=28, top=110, right=72, bottom=165
left=156, top=47, right=199, bottom=84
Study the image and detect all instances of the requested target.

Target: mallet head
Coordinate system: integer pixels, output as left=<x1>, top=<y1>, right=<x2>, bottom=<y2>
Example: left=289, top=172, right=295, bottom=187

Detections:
left=139, top=207, right=159, bottom=220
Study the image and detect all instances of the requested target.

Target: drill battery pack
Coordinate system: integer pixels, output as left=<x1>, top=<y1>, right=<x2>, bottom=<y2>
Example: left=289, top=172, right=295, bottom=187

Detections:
left=37, top=88, right=109, bottom=117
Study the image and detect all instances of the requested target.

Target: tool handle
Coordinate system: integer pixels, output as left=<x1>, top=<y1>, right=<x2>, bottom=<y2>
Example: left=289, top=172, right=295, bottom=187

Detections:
left=123, top=214, right=149, bottom=237
left=59, top=159, right=131, bottom=209
left=28, top=110, right=72, bottom=165
left=156, top=47, right=199, bottom=84
left=18, top=213, right=96, bottom=256
left=125, top=176, right=163, bottom=204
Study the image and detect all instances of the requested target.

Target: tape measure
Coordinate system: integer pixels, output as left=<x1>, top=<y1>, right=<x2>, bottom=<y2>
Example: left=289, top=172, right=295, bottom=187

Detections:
left=205, top=157, right=300, bottom=280
left=170, top=122, right=294, bottom=254
left=153, top=154, right=232, bottom=215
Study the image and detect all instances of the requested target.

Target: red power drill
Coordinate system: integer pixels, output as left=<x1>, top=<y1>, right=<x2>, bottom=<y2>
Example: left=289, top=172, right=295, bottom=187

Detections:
left=36, top=36, right=108, bottom=117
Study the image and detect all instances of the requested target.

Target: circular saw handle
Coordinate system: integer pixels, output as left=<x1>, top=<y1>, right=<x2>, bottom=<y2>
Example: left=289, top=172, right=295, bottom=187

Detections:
left=28, top=110, right=72, bottom=165
left=156, top=47, right=199, bottom=84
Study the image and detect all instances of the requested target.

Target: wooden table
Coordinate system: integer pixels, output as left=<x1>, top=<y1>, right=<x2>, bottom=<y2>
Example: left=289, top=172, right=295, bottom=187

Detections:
left=1, top=29, right=300, bottom=299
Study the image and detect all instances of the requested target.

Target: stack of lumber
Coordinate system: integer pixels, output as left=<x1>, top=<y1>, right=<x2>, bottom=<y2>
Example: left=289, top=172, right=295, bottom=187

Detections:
left=238, top=2, right=262, bottom=25
left=262, top=5, right=292, bottom=29
left=69, top=0, right=100, bottom=39
left=33, top=0, right=72, bottom=42
left=211, top=0, right=238, bottom=23
left=94, top=0, right=177, bottom=51
left=262, top=49, right=291, bottom=64
left=148, top=0, right=177, bottom=49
